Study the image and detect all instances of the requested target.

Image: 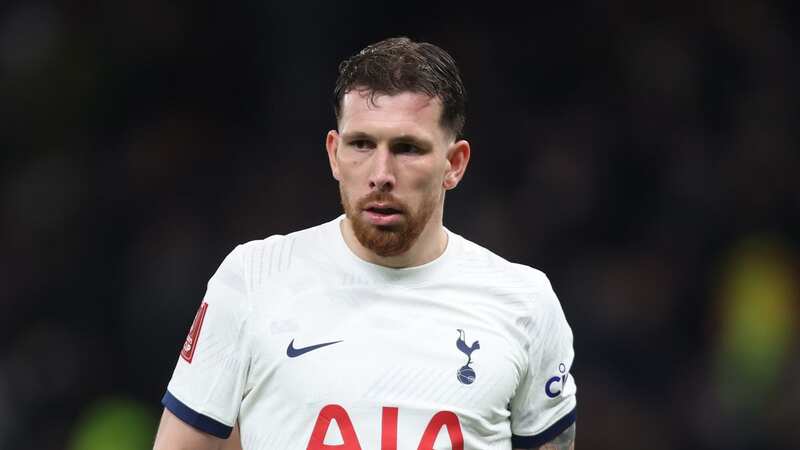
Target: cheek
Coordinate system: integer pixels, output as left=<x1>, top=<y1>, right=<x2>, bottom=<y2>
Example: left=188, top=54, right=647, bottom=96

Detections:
left=418, top=163, right=448, bottom=191
left=408, top=170, right=446, bottom=205
left=337, top=168, right=367, bottom=202
left=336, top=163, right=361, bottom=187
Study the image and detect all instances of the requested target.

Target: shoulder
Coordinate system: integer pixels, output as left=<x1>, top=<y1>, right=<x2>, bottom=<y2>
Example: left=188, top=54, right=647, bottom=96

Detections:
left=454, top=234, right=564, bottom=320
left=230, top=218, right=338, bottom=291
left=456, top=234, right=554, bottom=294
left=503, top=261, right=563, bottom=322
left=237, top=218, right=336, bottom=257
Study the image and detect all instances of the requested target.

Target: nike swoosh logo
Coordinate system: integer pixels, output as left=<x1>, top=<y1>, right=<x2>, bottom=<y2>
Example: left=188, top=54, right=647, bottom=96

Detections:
left=286, top=339, right=343, bottom=358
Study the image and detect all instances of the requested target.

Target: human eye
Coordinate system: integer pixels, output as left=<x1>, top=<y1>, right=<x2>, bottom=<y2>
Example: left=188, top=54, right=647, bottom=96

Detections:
left=349, top=139, right=374, bottom=151
left=393, top=142, right=421, bottom=154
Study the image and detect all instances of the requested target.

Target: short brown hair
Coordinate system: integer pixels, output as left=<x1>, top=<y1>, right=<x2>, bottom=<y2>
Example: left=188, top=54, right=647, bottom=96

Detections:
left=333, top=37, right=467, bottom=138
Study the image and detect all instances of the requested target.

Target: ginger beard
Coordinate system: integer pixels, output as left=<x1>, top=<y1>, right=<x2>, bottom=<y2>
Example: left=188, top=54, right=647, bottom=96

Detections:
left=340, top=187, right=440, bottom=257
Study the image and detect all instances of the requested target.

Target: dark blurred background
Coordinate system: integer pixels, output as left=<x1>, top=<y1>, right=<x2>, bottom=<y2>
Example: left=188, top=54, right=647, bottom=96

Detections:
left=1, top=0, right=798, bottom=449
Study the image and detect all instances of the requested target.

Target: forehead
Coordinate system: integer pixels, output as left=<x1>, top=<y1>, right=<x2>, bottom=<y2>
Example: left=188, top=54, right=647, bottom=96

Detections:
left=338, top=90, right=448, bottom=142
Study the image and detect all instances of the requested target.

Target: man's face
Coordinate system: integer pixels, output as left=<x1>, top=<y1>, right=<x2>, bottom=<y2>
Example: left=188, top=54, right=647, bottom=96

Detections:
left=326, top=90, right=465, bottom=257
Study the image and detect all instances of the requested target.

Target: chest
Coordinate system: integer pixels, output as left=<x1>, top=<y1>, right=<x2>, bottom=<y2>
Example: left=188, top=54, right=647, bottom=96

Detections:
left=246, top=284, right=527, bottom=411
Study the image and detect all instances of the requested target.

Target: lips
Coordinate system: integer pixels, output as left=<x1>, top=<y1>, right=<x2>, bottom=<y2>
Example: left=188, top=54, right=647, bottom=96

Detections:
left=362, top=202, right=404, bottom=226
left=364, top=203, right=403, bottom=215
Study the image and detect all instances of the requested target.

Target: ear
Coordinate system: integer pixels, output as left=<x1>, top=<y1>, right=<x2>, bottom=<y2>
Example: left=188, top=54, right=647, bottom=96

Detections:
left=325, top=130, right=341, bottom=181
left=443, top=139, right=471, bottom=190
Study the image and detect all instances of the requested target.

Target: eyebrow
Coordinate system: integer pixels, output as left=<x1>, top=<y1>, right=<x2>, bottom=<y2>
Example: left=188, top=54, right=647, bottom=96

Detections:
left=340, top=131, right=374, bottom=142
left=340, top=132, right=433, bottom=149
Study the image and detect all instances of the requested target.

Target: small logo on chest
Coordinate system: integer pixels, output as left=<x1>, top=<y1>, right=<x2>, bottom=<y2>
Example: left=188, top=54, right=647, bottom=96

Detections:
left=286, top=338, right=343, bottom=358
left=455, top=329, right=480, bottom=385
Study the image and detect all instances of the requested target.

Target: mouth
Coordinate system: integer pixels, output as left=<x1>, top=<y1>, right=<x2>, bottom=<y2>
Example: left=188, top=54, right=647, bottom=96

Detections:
left=362, top=203, right=404, bottom=226
left=365, top=205, right=402, bottom=215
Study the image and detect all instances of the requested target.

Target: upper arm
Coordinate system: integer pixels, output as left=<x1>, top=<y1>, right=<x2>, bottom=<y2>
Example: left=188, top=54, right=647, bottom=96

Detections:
left=153, top=408, right=242, bottom=450
left=510, top=271, right=577, bottom=447
left=160, top=245, right=252, bottom=439
left=514, top=422, right=576, bottom=450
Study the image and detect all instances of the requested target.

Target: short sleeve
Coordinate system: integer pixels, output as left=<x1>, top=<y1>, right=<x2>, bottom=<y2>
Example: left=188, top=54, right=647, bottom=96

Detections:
left=162, top=245, right=251, bottom=439
left=510, top=276, right=577, bottom=448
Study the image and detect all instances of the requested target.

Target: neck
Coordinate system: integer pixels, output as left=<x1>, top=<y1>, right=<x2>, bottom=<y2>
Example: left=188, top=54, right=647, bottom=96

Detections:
left=340, top=213, right=448, bottom=268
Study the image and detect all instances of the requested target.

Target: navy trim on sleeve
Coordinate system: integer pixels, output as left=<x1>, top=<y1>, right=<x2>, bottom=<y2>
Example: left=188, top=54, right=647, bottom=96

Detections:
left=162, top=390, right=233, bottom=439
left=511, top=407, right=576, bottom=448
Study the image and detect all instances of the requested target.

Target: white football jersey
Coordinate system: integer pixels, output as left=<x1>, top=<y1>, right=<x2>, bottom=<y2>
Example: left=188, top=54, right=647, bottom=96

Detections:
left=163, top=216, right=577, bottom=450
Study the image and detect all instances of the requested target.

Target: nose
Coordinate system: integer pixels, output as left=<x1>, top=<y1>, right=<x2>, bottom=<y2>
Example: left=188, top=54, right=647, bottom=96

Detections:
left=368, top=147, right=396, bottom=192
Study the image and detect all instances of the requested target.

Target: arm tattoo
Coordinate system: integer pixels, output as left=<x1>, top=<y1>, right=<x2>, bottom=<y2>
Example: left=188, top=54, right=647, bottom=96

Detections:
left=536, top=423, right=576, bottom=450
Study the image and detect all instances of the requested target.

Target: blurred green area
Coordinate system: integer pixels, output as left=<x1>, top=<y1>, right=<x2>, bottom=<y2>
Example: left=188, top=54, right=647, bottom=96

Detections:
left=68, top=398, right=157, bottom=450
left=715, top=237, right=797, bottom=413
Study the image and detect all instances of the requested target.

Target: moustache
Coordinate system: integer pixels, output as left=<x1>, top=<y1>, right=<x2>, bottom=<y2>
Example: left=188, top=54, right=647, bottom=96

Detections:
left=356, top=192, right=407, bottom=212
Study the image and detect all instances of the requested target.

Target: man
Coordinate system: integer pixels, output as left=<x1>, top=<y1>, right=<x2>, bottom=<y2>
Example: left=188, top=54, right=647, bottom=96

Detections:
left=153, top=37, right=576, bottom=450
